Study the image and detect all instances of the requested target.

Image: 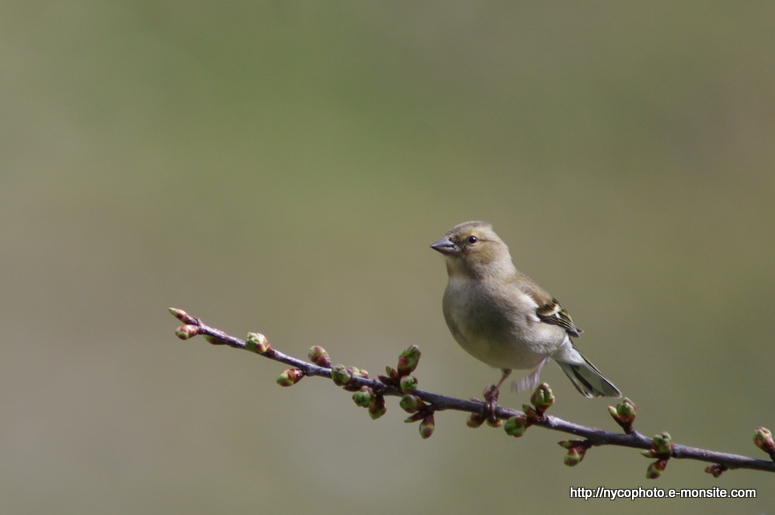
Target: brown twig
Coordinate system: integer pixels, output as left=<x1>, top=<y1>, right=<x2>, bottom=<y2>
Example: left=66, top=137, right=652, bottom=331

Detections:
left=169, top=308, right=775, bottom=476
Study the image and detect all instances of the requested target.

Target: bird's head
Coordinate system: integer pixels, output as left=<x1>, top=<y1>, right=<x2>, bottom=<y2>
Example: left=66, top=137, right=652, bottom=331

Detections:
left=431, top=221, right=514, bottom=279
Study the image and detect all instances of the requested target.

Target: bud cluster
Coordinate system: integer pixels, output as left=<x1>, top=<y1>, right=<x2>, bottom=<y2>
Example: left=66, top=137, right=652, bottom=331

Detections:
left=641, top=432, right=673, bottom=479
left=379, top=345, right=421, bottom=393
left=530, top=383, right=555, bottom=416
left=608, top=398, right=637, bottom=433
left=504, top=414, right=530, bottom=437
left=558, top=440, right=590, bottom=466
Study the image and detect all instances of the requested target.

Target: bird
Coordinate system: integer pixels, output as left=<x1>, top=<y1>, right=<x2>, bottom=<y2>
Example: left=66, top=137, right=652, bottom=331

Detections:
left=431, top=221, right=621, bottom=412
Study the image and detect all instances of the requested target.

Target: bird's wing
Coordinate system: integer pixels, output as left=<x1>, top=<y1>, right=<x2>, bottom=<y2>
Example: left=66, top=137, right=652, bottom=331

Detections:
left=513, top=272, right=583, bottom=337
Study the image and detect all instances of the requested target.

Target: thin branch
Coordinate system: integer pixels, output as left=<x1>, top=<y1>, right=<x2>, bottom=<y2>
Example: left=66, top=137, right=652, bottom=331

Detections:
left=169, top=308, right=775, bottom=477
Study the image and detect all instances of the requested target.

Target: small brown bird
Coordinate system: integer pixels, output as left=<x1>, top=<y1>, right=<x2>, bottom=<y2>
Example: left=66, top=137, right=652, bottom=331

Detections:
left=431, top=221, right=621, bottom=408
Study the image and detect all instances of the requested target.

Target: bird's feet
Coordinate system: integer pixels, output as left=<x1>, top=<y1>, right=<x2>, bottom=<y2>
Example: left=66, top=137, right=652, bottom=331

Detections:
left=482, top=383, right=501, bottom=424
left=482, top=369, right=512, bottom=424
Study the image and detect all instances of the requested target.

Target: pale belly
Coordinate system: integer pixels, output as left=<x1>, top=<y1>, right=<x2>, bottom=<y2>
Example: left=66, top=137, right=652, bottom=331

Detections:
left=443, top=282, right=567, bottom=370
left=453, top=321, right=565, bottom=370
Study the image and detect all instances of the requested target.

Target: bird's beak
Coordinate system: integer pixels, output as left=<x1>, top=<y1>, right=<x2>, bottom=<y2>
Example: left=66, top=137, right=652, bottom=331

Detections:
left=430, top=236, right=459, bottom=255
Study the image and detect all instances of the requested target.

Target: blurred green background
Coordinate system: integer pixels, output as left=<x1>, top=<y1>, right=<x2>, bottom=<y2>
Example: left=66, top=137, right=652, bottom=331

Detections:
left=2, top=1, right=774, bottom=513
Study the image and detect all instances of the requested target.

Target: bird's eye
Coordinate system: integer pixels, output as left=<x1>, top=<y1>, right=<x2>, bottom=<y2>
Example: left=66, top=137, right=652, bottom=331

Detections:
left=467, top=235, right=478, bottom=244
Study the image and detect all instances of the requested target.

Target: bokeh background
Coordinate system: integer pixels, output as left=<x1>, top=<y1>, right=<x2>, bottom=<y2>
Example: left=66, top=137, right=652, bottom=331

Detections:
left=2, top=1, right=774, bottom=513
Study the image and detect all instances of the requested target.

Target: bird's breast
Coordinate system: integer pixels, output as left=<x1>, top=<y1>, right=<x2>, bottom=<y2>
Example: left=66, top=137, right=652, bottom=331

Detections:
left=442, top=278, right=565, bottom=369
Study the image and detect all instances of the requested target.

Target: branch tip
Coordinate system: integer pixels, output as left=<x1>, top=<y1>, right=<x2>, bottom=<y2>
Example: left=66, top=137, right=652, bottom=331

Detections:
left=753, top=427, right=775, bottom=459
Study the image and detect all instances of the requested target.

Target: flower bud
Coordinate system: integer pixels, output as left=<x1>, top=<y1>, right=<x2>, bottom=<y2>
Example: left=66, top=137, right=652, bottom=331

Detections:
left=385, top=366, right=400, bottom=382
left=608, top=397, right=637, bottom=433
left=399, top=394, right=422, bottom=413
left=331, top=364, right=352, bottom=386
left=530, top=383, right=555, bottom=414
left=399, top=375, right=418, bottom=394
left=564, top=446, right=586, bottom=467
left=245, top=332, right=271, bottom=354
left=486, top=417, right=504, bottom=428
left=175, top=325, right=200, bottom=340
left=352, top=387, right=373, bottom=407
left=467, top=412, right=485, bottom=428
left=169, top=307, right=197, bottom=325
left=652, top=432, right=673, bottom=455
left=368, top=394, right=387, bottom=420
left=616, top=398, right=637, bottom=423
left=753, top=427, right=775, bottom=454
left=705, top=464, right=727, bottom=478
left=404, top=412, right=425, bottom=423
left=397, top=345, right=421, bottom=375
left=308, top=346, right=331, bottom=367
left=646, top=459, right=668, bottom=479
left=504, top=415, right=529, bottom=437
left=277, top=368, right=304, bottom=387
left=419, top=414, right=435, bottom=439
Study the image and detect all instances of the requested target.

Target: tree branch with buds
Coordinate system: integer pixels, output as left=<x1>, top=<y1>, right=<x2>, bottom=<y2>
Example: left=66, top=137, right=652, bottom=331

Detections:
left=169, top=308, right=775, bottom=478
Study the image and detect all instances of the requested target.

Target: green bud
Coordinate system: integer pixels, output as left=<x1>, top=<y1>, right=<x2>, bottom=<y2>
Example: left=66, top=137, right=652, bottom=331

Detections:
left=753, top=427, right=775, bottom=454
left=616, top=398, right=637, bottom=423
left=331, top=364, right=352, bottom=386
left=340, top=367, right=369, bottom=391
left=350, top=367, right=369, bottom=380
left=397, top=345, right=422, bottom=375
left=399, top=375, right=418, bottom=393
left=169, top=307, right=197, bottom=324
left=646, top=459, right=668, bottom=479
left=564, top=447, right=586, bottom=467
left=419, top=414, right=435, bottom=439
left=609, top=397, right=637, bottom=432
left=467, top=412, right=485, bottom=428
left=486, top=417, right=504, bottom=428
left=399, top=394, right=422, bottom=413
left=530, top=383, right=555, bottom=414
left=308, top=346, right=331, bottom=367
left=640, top=450, right=657, bottom=458
left=385, top=366, right=400, bottom=381
left=175, top=325, right=200, bottom=340
left=246, top=332, right=271, bottom=354
left=368, top=394, right=387, bottom=420
left=404, top=412, right=425, bottom=423
left=652, top=432, right=673, bottom=455
left=522, top=405, right=540, bottom=423
left=504, top=415, right=529, bottom=437
left=277, top=368, right=304, bottom=387
left=704, top=464, right=727, bottom=478
left=352, top=387, right=373, bottom=407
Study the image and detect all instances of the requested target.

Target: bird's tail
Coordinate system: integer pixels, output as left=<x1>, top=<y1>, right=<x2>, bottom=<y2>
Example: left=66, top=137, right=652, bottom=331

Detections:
left=556, top=357, right=621, bottom=398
